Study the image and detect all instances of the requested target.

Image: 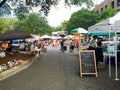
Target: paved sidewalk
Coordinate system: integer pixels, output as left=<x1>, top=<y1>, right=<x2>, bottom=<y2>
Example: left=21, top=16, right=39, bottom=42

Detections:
left=0, top=46, right=120, bottom=90
left=0, top=59, right=34, bottom=81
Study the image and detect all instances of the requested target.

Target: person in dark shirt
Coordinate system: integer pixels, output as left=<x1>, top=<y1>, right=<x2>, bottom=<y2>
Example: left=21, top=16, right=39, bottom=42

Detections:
left=60, top=39, right=64, bottom=51
left=6, top=41, right=14, bottom=55
left=69, top=39, right=75, bottom=52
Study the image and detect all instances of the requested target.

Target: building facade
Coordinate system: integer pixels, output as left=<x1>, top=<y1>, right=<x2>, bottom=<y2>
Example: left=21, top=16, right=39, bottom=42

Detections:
left=94, top=0, right=120, bottom=13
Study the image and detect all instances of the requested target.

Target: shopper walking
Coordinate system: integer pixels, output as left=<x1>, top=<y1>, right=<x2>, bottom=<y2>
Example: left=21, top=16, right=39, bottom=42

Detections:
left=69, top=39, right=75, bottom=52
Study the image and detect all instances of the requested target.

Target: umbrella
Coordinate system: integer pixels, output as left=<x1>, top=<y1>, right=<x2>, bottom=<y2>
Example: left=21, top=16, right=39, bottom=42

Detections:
left=70, top=27, right=88, bottom=34
left=0, top=30, right=32, bottom=41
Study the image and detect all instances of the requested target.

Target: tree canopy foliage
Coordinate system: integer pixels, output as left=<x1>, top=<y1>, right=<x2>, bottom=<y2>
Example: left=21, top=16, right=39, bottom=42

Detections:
left=65, top=8, right=98, bottom=33
left=0, top=13, right=53, bottom=35
left=0, top=17, right=17, bottom=34
left=0, top=2, right=11, bottom=16
left=0, top=0, right=93, bottom=16
left=63, top=6, right=117, bottom=34
left=0, top=0, right=117, bottom=36
left=98, top=6, right=117, bottom=22
left=15, top=13, right=52, bottom=35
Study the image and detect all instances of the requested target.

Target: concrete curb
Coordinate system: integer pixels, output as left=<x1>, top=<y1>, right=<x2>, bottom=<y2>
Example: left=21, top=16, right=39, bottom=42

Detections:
left=0, top=59, right=34, bottom=81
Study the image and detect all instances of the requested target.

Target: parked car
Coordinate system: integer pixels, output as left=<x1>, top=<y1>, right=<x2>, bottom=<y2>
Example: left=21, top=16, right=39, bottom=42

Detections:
left=12, top=40, right=26, bottom=51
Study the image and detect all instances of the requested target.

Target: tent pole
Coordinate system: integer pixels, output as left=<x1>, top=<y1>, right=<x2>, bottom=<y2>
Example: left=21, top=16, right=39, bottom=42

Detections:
left=108, top=24, right=111, bottom=78
left=114, top=30, right=119, bottom=81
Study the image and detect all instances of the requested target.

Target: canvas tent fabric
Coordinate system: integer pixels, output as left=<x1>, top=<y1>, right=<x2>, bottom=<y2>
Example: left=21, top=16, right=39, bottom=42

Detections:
left=109, top=12, right=120, bottom=24
left=41, top=35, right=51, bottom=39
left=88, top=19, right=111, bottom=32
left=82, top=32, right=115, bottom=37
left=114, top=20, right=120, bottom=32
left=88, top=12, right=120, bottom=33
left=64, top=35, right=74, bottom=39
left=0, top=30, right=32, bottom=41
left=88, top=12, right=120, bottom=79
left=70, top=27, right=88, bottom=34
left=89, top=32, right=115, bottom=36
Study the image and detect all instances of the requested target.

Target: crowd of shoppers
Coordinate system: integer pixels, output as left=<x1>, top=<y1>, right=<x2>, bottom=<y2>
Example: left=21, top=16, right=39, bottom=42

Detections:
left=60, top=39, right=76, bottom=53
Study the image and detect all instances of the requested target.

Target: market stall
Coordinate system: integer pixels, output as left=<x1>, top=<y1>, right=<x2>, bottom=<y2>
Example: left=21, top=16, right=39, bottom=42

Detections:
left=70, top=27, right=88, bottom=48
left=88, top=12, right=120, bottom=80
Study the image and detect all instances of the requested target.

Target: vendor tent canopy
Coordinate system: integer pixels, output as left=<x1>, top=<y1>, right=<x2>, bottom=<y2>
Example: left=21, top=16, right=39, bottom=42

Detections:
left=89, top=32, right=115, bottom=36
left=0, top=30, right=32, bottom=41
left=25, top=34, right=41, bottom=42
left=83, top=32, right=115, bottom=37
left=88, top=12, right=120, bottom=33
left=88, top=12, right=120, bottom=80
left=114, top=20, right=120, bottom=32
left=51, top=36, right=62, bottom=39
left=41, top=35, right=51, bottom=39
left=88, top=19, right=111, bottom=32
left=64, top=35, right=74, bottom=39
left=31, top=34, right=41, bottom=40
left=70, top=27, right=88, bottom=34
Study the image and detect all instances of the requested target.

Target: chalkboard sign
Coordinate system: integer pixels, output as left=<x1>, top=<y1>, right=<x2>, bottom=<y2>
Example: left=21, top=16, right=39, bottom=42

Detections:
left=79, top=50, right=98, bottom=77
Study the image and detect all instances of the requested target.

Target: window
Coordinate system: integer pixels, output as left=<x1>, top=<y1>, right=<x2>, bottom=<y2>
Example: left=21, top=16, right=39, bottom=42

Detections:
left=101, top=8, right=103, bottom=12
left=105, top=5, right=107, bottom=8
left=117, top=0, right=120, bottom=6
left=96, top=11, right=99, bottom=14
left=111, top=1, right=114, bottom=8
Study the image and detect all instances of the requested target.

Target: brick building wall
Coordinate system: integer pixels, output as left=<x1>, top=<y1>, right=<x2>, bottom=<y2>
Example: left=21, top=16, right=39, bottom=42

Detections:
left=94, top=0, right=120, bottom=13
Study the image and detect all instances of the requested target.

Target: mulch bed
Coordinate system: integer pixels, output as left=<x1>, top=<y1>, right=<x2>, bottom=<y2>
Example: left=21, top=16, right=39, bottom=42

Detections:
left=0, top=53, right=34, bottom=65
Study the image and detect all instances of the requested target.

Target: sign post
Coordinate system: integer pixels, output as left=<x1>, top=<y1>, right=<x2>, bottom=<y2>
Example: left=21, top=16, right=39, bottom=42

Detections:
left=79, top=50, right=98, bottom=77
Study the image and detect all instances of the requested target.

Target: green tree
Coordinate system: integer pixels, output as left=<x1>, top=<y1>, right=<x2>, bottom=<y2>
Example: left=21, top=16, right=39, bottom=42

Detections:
left=0, top=17, right=16, bottom=34
left=99, top=6, right=117, bottom=22
left=15, top=13, right=51, bottom=35
left=54, top=26, right=62, bottom=32
left=14, top=4, right=29, bottom=17
left=0, top=0, right=93, bottom=16
left=66, top=8, right=98, bottom=33
left=61, top=20, right=69, bottom=31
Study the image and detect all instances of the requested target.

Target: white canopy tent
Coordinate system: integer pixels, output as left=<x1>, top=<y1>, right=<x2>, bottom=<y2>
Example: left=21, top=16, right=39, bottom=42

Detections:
left=25, top=34, right=41, bottom=42
left=88, top=12, right=120, bottom=33
left=88, top=12, right=120, bottom=80
left=64, top=35, right=74, bottom=39
left=115, top=20, right=120, bottom=32
left=51, top=36, right=62, bottom=39
left=88, top=19, right=110, bottom=32
left=41, top=35, right=51, bottom=39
